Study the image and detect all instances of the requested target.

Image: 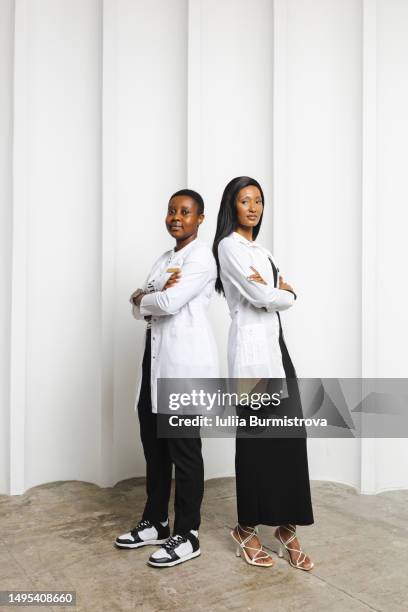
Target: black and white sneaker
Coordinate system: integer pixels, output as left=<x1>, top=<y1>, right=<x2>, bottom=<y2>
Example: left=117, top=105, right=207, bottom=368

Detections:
left=115, top=519, right=170, bottom=549
left=147, top=532, right=200, bottom=567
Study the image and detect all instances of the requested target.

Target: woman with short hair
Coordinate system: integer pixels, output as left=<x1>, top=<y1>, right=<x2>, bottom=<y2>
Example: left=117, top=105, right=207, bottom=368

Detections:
left=115, top=189, right=219, bottom=568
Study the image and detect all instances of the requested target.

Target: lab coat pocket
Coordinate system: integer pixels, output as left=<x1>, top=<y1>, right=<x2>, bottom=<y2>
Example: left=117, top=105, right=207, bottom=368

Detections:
left=237, top=323, right=268, bottom=366
left=169, top=326, right=214, bottom=367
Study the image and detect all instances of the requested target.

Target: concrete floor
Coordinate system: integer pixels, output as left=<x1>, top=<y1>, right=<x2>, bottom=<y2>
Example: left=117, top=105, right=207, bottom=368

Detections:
left=0, top=477, right=407, bottom=612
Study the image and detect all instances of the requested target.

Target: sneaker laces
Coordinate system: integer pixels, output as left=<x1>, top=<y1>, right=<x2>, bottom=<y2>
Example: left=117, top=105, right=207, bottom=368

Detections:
left=163, top=534, right=186, bottom=552
left=131, top=519, right=152, bottom=536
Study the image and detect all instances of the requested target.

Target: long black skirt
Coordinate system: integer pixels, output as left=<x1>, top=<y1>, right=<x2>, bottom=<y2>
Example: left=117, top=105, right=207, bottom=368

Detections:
left=235, top=314, right=314, bottom=527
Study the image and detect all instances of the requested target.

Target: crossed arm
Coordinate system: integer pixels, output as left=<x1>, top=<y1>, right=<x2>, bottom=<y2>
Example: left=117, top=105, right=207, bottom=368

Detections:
left=130, top=255, right=212, bottom=318
left=218, top=240, right=296, bottom=312
left=130, top=243, right=297, bottom=319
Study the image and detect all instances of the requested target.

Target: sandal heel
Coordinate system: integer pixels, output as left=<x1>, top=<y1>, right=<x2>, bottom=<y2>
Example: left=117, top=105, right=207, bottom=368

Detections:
left=275, top=525, right=313, bottom=571
left=235, top=545, right=241, bottom=558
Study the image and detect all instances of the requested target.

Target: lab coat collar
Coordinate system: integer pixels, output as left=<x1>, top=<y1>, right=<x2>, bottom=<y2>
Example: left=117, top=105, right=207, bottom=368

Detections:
left=232, top=231, right=258, bottom=246
left=231, top=231, right=275, bottom=263
left=171, top=236, right=199, bottom=255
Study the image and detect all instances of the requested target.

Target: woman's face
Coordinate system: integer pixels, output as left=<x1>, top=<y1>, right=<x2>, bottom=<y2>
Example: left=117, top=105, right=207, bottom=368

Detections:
left=235, top=185, right=263, bottom=229
left=166, top=195, right=203, bottom=241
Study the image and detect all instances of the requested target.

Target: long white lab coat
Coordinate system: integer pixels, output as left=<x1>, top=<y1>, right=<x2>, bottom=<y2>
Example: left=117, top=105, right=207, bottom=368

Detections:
left=132, top=238, right=219, bottom=413
left=218, top=231, right=295, bottom=379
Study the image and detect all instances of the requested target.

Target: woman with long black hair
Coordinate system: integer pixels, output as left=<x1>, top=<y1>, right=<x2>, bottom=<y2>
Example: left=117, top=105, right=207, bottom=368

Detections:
left=213, top=176, right=314, bottom=570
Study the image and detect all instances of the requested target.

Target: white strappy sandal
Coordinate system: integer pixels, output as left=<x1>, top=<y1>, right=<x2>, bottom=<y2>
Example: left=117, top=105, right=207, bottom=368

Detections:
left=231, top=525, right=274, bottom=567
left=275, top=524, right=314, bottom=571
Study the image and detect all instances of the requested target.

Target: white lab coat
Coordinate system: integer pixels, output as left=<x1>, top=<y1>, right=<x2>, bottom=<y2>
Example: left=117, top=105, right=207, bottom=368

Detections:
left=218, top=232, right=295, bottom=379
left=132, top=238, right=219, bottom=413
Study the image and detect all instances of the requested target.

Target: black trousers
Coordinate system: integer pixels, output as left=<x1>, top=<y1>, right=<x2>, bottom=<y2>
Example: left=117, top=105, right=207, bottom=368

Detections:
left=235, top=313, right=314, bottom=527
left=137, top=329, right=204, bottom=535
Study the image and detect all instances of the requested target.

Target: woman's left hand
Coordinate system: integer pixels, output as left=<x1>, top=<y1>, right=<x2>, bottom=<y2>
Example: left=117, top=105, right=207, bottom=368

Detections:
left=247, top=266, right=267, bottom=285
left=278, top=275, right=295, bottom=293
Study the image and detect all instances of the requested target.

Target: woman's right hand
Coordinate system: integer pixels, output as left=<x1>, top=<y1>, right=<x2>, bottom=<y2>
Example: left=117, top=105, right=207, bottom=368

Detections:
left=163, top=269, right=181, bottom=290
left=130, top=289, right=144, bottom=305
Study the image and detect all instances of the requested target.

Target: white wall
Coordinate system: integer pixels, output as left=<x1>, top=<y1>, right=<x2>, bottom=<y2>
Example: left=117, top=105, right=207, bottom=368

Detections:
left=0, top=0, right=14, bottom=495
left=275, top=0, right=363, bottom=490
left=188, top=0, right=276, bottom=479
left=106, top=0, right=189, bottom=485
left=366, top=0, right=408, bottom=492
left=10, top=0, right=102, bottom=493
left=1, top=0, right=407, bottom=495
left=377, top=0, right=408, bottom=378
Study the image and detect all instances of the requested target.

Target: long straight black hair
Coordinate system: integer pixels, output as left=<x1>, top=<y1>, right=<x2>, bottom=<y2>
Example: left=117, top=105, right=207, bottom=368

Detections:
left=212, top=176, right=265, bottom=295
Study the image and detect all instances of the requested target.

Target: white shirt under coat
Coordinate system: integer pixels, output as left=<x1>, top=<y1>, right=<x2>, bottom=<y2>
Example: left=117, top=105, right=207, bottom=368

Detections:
left=218, top=231, right=295, bottom=379
left=132, top=237, right=219, bottom=413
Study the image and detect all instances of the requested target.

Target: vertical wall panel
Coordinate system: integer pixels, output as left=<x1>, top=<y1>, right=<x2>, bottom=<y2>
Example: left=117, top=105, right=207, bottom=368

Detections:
left=10, top=0, right=29, bottom=494
left=360, top=0, right=377, bottom=494
left=11, top=0, right=103, bottom=492
left=283, top=0, right=362, bottom=378
left=188, top=0, right=275, bottom=360
left=187, top=0, right=275, bottom=479
left=111, top=0, right=188, bottom=482
left=374, top=0, right=408, bottom=492
left=376, top=0, right=408, bottom=378
left=0, top=0, right=14, bottom=494
left=100, top=0, right=116, bottom=488
left=274, top=0, right=363, bottom=490
left=196, top=0, right=275, bottom=244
